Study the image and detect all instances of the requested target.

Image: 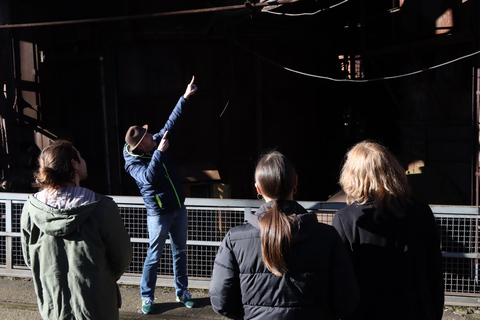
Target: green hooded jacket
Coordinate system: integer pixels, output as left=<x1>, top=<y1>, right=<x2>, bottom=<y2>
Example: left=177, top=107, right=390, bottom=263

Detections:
left=21, top=192, right=132, bottom=320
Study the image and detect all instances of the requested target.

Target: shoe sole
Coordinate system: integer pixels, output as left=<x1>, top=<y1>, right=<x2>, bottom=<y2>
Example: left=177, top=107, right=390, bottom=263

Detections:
left=177, top=300, right=195, bottom=308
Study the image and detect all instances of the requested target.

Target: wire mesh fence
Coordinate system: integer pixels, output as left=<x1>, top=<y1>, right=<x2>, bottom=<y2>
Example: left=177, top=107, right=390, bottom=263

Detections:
left=0, top=193, right=479, bottom=304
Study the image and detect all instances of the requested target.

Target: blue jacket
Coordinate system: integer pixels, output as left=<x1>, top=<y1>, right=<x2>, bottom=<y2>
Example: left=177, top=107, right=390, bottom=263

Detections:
left=123, top=96, right=188, bottom=215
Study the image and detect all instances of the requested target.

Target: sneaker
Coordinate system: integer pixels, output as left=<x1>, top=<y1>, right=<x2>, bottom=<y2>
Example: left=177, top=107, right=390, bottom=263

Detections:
left=141, top=298, right=154, bottom=314
left=176, top=291, right=195, bottom=308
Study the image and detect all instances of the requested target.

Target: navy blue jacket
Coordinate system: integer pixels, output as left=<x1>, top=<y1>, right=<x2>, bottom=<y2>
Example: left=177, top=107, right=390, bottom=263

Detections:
left=123, top=96, right=187, bottom=215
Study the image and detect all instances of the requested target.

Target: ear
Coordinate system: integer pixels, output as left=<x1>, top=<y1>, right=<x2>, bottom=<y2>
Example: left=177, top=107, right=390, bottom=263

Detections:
left=255, top=183, right=262, bottom=195
left=71, top=159, right=79, bottom=171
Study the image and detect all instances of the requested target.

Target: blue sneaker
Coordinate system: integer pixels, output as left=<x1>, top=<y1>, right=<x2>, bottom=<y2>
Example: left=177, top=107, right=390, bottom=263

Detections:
left=176, top=291, right=195, bottom=308
left=141, top=298, right=154, bottom=314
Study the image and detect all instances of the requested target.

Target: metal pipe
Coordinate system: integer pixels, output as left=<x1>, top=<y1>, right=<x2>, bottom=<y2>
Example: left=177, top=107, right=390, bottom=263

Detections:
left=99, top=56, right=112, bottom=194
left=0, top=1, right=300, bottom=29
left=111, top=47, right=123, bottom=190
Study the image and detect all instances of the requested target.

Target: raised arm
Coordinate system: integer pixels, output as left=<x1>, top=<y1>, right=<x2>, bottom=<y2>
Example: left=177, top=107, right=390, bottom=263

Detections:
left=156, top=76, right=198, bottom=143
left=125, top=151, right=166, bottom=185
left=183, top=76, right=197, bottom=100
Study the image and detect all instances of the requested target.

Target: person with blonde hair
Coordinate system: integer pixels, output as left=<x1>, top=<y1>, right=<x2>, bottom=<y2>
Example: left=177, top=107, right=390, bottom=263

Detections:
left=332, top=140, right=444, bottom=320
left=21, top=140, right=132, bottom=320
left=210, top=150, right=359, bottom=320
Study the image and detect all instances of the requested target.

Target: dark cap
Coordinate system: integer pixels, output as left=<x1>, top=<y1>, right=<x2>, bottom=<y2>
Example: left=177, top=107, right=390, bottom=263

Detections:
left=125, top=124, right=148, bottom=152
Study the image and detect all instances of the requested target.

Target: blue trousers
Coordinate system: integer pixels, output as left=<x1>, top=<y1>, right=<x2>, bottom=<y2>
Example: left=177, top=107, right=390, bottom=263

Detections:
left=140, top=206, right=188, bottom=299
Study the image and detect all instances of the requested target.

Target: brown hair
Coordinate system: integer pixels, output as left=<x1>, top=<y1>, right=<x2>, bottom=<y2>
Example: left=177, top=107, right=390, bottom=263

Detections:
left=255, top=151, right=298, bottom=276
left=339, top=140, right=410, bottom=219
left=34, top=140, right=80, bottom=190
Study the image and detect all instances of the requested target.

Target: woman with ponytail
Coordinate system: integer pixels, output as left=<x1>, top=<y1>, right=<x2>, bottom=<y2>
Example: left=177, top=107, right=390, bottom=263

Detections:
left=210, top=151, right=359, bottom=320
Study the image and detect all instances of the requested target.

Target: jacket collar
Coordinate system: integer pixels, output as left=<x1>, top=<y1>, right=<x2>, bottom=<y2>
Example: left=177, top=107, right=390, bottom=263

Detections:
left=247, top=200, right=318, bottom=242
left=125, top=144, right=153, bottom=159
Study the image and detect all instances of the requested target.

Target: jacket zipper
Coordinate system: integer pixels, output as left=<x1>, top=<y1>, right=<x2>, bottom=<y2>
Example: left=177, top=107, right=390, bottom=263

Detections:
left=128, top=145, right=181, bottom=209
left=162, top=163, right=182, bottom=208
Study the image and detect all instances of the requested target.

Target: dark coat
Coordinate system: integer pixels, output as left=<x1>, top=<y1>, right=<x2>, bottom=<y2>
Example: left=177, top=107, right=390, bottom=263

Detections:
left=332, top=198, right=444, bottom=320
left=210, top=200, right=360, bottom=320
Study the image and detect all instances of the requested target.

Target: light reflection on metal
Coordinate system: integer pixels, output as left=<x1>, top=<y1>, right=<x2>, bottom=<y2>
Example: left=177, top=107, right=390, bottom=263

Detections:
left=0, top=0, right=300, bottom=29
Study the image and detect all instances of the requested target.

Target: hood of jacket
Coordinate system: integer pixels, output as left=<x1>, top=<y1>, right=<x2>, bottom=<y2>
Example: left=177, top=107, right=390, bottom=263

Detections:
left=247, top=200, right=319, bottom=243
left=26, top=194, right=102, bottom=237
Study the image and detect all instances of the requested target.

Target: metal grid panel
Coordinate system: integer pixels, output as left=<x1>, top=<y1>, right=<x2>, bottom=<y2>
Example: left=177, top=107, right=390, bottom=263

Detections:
left=188, top=207, right=245, bottom=242
left=119, top=206, right=148, bottom=239
left=11, top=204, right=26, bottom=268
left=126, top=242, right=148, bottom=274
left=443, top=257, right=479, bottom=293
left=0, top=237, right=5, bottom=266
left=186, top=245, right=219, bottom=278
left=315, top=212, right=335, bottom=225
left=0, top=202, right=5, bottom=232
left=436, top=215, right=479, bottom=294
left=12, top=237, right=26, bottom=267
left=12, top=203, right=22, bottom=233
left=126, top=243, right=184, bottom=277
left=0, top=202, right=5, bottom=266
left=1, top=194, right=480, bottom=301
left=1, top=202, right=7, bottom=267
left=122, top=207, right=245, bottom=277
left=159, top=245, right=173, bottom=275
left=437, top=216, right=477, bottom=253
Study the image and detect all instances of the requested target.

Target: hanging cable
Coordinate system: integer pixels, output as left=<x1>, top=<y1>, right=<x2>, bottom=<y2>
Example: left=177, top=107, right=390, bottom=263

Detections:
left=228, top=34, right=480, bottom=82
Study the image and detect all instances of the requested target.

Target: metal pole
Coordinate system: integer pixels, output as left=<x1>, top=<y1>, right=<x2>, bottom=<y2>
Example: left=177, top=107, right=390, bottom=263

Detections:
left=99, top=56, right=112, bottom=194
left=474, top=0, right=480, bottom=285
left=255, top=54, right=263, bottom=156
left=0, top=1, right=301, bottom=29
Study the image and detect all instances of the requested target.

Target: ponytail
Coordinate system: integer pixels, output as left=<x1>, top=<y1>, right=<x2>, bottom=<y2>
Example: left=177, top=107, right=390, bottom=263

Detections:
left=255, top=151, right=298, bottom=276
left=259, top=201, right=298, bottom=276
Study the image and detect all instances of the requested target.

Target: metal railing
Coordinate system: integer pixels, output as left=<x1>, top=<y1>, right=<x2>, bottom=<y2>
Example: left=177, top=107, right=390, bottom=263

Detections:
left=0, top=192, right=479, bottom=306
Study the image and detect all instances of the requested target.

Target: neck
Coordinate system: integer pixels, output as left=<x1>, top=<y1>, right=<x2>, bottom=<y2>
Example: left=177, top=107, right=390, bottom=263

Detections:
left=65, top=175, right=80, bottom=187
left=263, top=193, right=294, bottom=203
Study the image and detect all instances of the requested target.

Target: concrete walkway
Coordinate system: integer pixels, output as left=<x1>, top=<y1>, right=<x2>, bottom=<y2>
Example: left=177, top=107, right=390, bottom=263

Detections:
left=1, top=276, right=480, bottom=319
left=0, top=277, right=226, bottom=320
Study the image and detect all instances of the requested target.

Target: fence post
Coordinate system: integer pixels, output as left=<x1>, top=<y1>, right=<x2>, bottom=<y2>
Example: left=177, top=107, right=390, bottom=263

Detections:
left=5, top=199, right=12, bottom=271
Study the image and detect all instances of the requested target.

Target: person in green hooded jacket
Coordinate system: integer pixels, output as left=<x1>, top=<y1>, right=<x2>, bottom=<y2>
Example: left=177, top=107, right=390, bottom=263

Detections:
left=21, top=139, right=133, bottom=320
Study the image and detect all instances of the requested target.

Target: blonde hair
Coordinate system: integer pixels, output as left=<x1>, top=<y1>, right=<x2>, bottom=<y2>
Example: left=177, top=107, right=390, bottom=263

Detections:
left=339, top=141, right=410, bottom=218
left=255, top=151, right=298, bottom=276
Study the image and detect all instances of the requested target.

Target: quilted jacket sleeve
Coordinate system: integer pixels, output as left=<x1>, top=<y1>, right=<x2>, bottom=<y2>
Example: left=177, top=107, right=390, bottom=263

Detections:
left=209, top=232, right=244, bottom=320
left=155, top=96, right=188, bottom=144
left=125, top=150, right=166, bottom=185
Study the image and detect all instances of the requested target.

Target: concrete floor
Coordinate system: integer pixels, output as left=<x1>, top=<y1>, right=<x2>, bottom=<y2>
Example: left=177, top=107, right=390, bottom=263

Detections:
left=1, top=277, right=480, bottom=319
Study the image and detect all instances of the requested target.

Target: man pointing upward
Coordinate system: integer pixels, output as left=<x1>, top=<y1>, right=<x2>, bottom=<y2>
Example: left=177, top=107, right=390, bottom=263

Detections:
left=123, top=76, right=197, bottom=314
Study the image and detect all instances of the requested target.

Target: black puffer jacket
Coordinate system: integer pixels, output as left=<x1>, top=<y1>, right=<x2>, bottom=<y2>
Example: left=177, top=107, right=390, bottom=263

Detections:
left=210, top=200, right=360, bottom=320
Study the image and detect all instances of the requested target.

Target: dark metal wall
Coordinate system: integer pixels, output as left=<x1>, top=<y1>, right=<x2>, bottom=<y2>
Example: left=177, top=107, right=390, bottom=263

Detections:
left=0, top=0, right=478, bottom=204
